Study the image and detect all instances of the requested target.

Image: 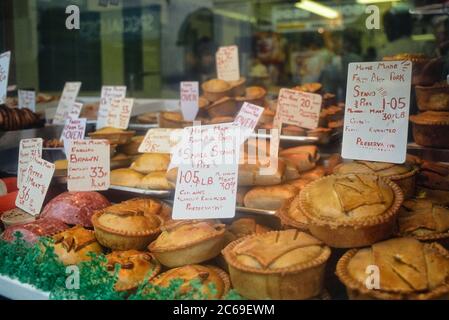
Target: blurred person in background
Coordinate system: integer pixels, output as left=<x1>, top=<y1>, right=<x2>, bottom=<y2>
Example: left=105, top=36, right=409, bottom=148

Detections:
left=299, top=32, right=333, bottom=84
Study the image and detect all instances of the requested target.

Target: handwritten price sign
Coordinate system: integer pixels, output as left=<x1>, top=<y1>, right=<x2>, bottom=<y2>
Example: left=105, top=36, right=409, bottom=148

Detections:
left=180, top=82, right=199, bottom=121
left=277, top=88, right=322, bottom=130
left=233, top=102, right=264, bottom=142
left=342, top=61, right=412, bottom=163
left=68, top=102, right=83, bottom=120
left=67, top=139, right=110, bottom=192
left=17, top=138, right=43, bottom=189
left=173, top=123, right=241, bottom=220
left=139, top=128, right=183, bottom=154
left=106, top=98, right=134, bottom=129
left=60, top=118, right=87, bottom=155
left=15, top=157, right=55, bottom=216
left=216, top=45, right=240, bottom=82
left=18, top=90, right=36, bottom=112
left=0, top=51, right=11, bottom=104
left=53, top=82, right=82, bottom=125
left=97, top=86, right=127, bottom=129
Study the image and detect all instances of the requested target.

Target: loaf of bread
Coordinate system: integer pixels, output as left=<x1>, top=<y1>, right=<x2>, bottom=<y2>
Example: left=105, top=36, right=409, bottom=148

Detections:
left=243, top=184, right=298, bottom=210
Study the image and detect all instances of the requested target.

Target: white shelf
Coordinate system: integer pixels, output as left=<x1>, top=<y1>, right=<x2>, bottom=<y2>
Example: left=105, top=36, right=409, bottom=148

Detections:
left=0, top=275, right=50, bottom=300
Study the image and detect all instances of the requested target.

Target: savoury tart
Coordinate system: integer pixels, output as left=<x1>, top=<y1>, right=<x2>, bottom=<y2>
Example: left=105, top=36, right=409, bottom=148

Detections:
left=410, top=111, right=449, bottom=149
left=201, top=79, right=232, bottom=102
left=334, top=160, right=418, bottom=199
left=53, top=226, right=103, bottom=266
left=150, top=265, right=230, bottom=299
left=416, top=82, right=449, bottom=112
left=106, top=250, right=161, bottom=292
left=277, top=195, right=309, bottom=231
left=117, top=197, right=172, bottom=222
left=223, top=230, right=330, bottom=300
left=148, top=220, right=226, bottom=268
left=299, top=174, right=403, bottom=248
left=397, top=199, right=449, bottom=247
left=336, top=237, right=449, bottom=300
left=92, top=207, right=163, bottom=250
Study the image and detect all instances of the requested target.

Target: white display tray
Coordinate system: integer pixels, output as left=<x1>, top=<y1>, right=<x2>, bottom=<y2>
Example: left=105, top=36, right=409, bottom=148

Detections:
left=108, top=185, right=173, bottom=198
left=0, top=275, right=50, bottom=300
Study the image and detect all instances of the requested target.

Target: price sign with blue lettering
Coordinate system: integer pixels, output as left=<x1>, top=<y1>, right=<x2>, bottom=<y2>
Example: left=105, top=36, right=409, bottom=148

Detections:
left=342, top=61, right=412, bottom=163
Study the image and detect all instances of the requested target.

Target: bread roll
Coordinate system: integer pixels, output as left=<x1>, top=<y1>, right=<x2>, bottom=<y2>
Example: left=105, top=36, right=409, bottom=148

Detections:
left=138, top=171, right=173, bottom=190
left=130, top=153, right=170, bottom=174
left=243, top=184, right=298, bottom=210
left=110, top=168, right=143, bottom=188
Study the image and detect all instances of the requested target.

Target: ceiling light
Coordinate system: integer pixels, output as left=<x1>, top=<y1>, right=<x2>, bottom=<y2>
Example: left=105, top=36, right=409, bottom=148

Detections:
left=295, top=1, right=340, bottom=19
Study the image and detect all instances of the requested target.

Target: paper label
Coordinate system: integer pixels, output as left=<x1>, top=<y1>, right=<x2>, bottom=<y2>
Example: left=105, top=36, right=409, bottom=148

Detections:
left=68, top=102, right=83, bottom=120
left=277, top=88, right=322, bottom=130
left=15, top=157, right=55, bottom=216
left=0, top=51, right=11, bottom=104
left=97, top=86, right=127, bottom=129
left=67, top=139, right=110, bottom=192
left=18, top=90, right=36, bottom=112
left=17, top=138, right=43, bottom=189
left=60, top=118, right=87, bottom=155
left=53, top=82, right=82, bottom=125
left=106, top=98, right=134, bottom=129
left=342, top=61, right=412, bottom=164
left=216, top=45, right=240, bottom=82
left=139, top=128, right=183, bottom=154
left=233, top=102, right=264, bottom=142
left=180, top=82, right=199, bottom=121
left=172, top=123, right=241, bottom=220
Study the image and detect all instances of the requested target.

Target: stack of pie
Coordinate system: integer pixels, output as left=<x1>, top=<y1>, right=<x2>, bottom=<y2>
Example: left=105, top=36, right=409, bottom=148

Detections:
left=417, top=161, right=449, bottom=205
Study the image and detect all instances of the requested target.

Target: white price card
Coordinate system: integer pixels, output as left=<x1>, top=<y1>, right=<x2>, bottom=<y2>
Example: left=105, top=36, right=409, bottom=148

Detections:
left=67, top=139, right=110, bottom=192
left=139, top=128, right=183, bottom=154
left=15, top=157, right=55, bottom=216
left=0, top=51, right=11, bottom=105
left=17, top=138, right=43, bottom=189
left=97, top=86, right=127, bottom=129
left=342, top=61, right=412, bottom=164
left=233, top=102, right=264, bottom=142
left=68, top=102, right=83, bottom=120
left=60, top=118, right=87, bottom=155
left=277, top=88, right=322, bottom=130
left=216, top=46, right=240, bottom=82
left=180, top=82, right=199, bottom=121
left=106, top=98, right=134, bottom=129
left=53, top=82, right=82, bottom=125
left=172, top=123, right=241, bottom=220
left=18, top=90, right=36, bottom=112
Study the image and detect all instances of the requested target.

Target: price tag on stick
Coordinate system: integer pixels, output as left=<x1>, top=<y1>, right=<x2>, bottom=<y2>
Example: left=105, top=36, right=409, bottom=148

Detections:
left=216, top=46, right=240, bottom=82
left=233, top=102, right=264, bottom=142
left=53, top=82, right=82, bottom=125
left=342, top=61, right=412, bottom=163
left=67, top=140, right=110, bottom=192
left=106, top=98, right=134, bottom=129
left=139, top=128, right=183, bottom=154
left=17, top=138, right=43, bottom=189
left=97, top=86, right=127, bottom=129
left=16, top=157, right=55, bottom=216
left=18, top=90, right=36, bottom=112
left=0, top=51, right=11, bottom=105
left=60, top=118, right=87, bottom=155
left=180, top=82, right=199, bottom=121
left=68, top=102, right=83, bottom=120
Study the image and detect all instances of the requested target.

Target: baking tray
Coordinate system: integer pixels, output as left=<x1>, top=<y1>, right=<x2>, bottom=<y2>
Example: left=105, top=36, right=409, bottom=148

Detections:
left=0, top=275, right=50, bottom=300
left=107, top=185, right=173, bottom=198
left=235, top=206, right=276, bottom=215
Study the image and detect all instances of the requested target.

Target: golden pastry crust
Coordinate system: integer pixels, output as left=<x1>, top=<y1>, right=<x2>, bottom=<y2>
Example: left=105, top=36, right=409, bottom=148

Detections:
left=150, top=265, right=230, bottom=299
left=138, top=171, right=174, bottom=190
left=416, top=82, right=449, bottom=112
left=336, top=238, right=449, bottom=300
left=110, top=168, right=144, bottom=188
left=88, top=128, right=135, bottom=145
left=201, top=79, right=232, bottom=102
left=106, top=250, right=160, bottom=292
left=130, top=153, right=170, bottom=174
left=119, top=136, right=144, bottom=155
left=228, top=77, right=247, bottom=97
left=149, top=221, right=226, bottom=267
left=277, top=195, right=309, bottom=231
left=243, top=184, right=298, bottom=210
left=159, top=112, right=194, bottom=128
left=224, top=218, right=271, bottom=244
left=53, top=226, right=103, bottom=266
left=410, top=112, right=449, bottom=148
left=300, top=174, right=403, bottom=248
left=223, top=230, right=330, bottom=300
left=205, top=97, right=238, bottom=118
left=92, top=207, right=163, bottom=250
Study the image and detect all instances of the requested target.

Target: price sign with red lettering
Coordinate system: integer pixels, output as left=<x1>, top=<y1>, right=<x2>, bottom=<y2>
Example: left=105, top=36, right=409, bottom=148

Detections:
left=68, top=102, right=83, bottom=120
left=97, top=86, right=127, bottom=129
left=180, top=82, right=199, bottom=121
left=216, top=46, right=240, bottom=82
left=233, top=102, right=264, bottom=142
left=277, top=88, right=322, bottom=130
left=60, top=118, right=87, bottom=155
left=15, top=157, right=55, bottom=216
left=342, top=61, right=412, bottom=163
left=173, top=123, right=241, bottom=220
left=18, top=90, right=36, bottom=112
left=0, top=51, right=11, bottom=105
left=106, top=98, right=134, bottom=129
left=67, top=140, right=110, bottom=192
left=139, top=128, right=183, bottom=154
left=17, top=138, right=43, bottom=189
left=53, top=82, right=82, bottom=125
